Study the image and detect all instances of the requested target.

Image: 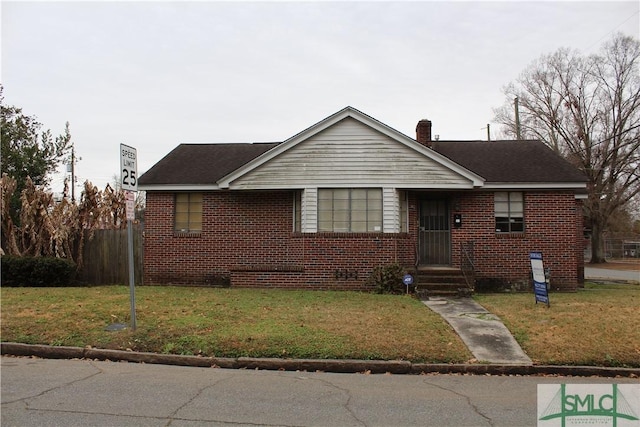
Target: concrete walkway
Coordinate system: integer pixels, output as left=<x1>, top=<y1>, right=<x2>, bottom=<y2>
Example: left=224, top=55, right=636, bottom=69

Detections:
left=423, top=297, right=533, bottom=365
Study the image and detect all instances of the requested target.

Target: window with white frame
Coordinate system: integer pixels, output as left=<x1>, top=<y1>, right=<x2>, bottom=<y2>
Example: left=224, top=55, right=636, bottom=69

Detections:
left=318, top=188, right=382, bottom=232
left=494, top=191, right=524, bottom=233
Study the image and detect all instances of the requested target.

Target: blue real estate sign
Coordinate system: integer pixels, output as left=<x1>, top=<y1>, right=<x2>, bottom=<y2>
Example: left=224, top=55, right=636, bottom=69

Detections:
left=530, top=252, right=549, bottom=307
left=403, top=274, right=413, bottom=294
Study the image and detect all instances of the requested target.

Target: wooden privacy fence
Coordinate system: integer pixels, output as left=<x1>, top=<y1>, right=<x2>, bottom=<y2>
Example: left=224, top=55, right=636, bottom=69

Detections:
left=78, top=225, right=144, bottom=285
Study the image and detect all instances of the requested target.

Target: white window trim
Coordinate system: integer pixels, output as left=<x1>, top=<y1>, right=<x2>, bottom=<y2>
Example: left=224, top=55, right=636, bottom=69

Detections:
left=298, top=187, right=405, bottom=233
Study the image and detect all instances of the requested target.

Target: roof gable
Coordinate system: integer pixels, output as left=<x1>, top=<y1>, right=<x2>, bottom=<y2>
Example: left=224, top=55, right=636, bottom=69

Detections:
left=218, top=106, right=483, bottom=189
left=226, top=116, right=480, bottom=189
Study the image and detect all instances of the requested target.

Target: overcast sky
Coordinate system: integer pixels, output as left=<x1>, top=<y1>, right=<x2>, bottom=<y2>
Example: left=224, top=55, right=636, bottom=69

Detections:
left=2, top=1, right=638, bottom=195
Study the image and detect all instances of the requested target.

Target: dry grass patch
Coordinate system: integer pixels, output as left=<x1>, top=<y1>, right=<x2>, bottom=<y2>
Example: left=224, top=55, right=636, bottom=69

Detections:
left=474, top=283, right=640, bottom=367
left=1, top=286, right=471, bottom=363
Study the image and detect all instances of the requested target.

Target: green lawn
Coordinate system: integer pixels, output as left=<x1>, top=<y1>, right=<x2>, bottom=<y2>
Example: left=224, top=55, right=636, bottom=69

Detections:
left=474, top=283, right=640, bottom=367
left=1, top=286, right=470, bottom=363
left=2, top=284, right=638, bottom=367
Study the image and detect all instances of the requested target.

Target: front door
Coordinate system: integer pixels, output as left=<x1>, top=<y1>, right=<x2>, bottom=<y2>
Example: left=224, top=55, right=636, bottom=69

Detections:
left=419, top=199, right=451, bottom=265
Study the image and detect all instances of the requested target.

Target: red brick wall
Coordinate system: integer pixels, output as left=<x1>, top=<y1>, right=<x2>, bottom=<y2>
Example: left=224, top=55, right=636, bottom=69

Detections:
left=143, top=191, right=414, bottom=290
left=449, top=191, right=583, bottom=291
left=144, top=189, right=582, bottom=291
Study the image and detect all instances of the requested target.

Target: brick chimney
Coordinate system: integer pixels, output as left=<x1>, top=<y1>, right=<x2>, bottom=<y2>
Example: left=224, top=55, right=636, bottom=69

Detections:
left=416, top=119, right=432, bottom=148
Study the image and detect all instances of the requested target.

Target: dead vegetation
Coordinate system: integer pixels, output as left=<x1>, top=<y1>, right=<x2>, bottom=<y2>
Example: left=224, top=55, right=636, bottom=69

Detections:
left=1, top=173, right=129, bottom=269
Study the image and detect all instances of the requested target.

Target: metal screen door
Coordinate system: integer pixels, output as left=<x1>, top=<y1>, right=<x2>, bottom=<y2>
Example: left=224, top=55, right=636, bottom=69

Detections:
left=419, top=199, right=451, bottom=265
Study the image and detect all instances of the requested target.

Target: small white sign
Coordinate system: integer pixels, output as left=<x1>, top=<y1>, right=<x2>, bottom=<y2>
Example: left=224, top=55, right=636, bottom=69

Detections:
left=538, top=383, right=640, bottom=426
left=125, top=190, right=135, bottom=221
left=120, top=144, right=137, bottom=192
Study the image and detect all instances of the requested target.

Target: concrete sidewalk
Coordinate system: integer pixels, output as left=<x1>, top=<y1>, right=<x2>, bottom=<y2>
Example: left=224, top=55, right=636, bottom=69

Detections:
left=584, top=266, right=639, bottom=283
left=423, top=297, right=533, bottom=365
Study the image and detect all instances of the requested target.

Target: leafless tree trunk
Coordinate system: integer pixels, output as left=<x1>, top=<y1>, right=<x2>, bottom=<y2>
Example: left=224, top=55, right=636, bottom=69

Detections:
left=494, top=34, right=640, bottom=263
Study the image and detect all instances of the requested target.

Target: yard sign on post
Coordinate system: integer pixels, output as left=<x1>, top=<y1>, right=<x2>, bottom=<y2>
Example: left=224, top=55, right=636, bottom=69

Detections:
left=403, top=274, right=414, bottom=295
left=120, top=144, right=138, bottom=330
left=530, top=251, right=550, bottom=307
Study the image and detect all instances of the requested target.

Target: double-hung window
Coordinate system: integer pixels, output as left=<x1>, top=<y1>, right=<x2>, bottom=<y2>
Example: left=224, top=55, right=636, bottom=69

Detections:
left=318, top=188, right=382, bottom=232
left=175, top=193, right=203, bottom=232
left=494, top=191, right=524, bottom=233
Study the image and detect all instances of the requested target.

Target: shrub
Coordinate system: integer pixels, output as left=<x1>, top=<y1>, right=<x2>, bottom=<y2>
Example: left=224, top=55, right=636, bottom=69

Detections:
left=1, top=255, right=76, bottom=287
left=367, top=263, right=406, bottom=294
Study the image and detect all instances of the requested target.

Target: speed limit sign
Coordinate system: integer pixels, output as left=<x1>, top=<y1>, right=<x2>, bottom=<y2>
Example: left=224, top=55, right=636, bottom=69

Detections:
left=119, top=144, right=139, bottom=330
left=120, top=144, right=138, bottom=192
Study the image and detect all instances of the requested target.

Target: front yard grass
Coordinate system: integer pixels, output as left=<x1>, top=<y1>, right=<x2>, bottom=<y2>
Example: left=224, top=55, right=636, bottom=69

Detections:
left=1, top=286, right=470, bottom=363
left=474, top=283, right=640, bottom=367
left=2, top=284, right=638, bottom=367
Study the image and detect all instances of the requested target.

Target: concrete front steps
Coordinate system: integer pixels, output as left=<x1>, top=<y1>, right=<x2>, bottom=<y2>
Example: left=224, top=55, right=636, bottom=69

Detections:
left=412, top=267, right=473, bottom=298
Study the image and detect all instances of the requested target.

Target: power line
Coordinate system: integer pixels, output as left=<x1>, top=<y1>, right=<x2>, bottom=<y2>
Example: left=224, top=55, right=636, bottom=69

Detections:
left=584, top=9, right=639, bottom=52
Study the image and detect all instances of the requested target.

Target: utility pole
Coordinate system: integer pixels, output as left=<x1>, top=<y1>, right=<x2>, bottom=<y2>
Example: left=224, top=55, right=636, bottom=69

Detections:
left=70, top=144, right=76, bottom=203
left=481, top=124, right=491, bottom=142
left=514, top=97, right=522, bottom=140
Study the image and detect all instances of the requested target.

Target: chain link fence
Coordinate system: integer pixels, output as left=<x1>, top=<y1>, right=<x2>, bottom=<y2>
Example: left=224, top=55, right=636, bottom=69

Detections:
left=584, top=235, right=640, bottom=261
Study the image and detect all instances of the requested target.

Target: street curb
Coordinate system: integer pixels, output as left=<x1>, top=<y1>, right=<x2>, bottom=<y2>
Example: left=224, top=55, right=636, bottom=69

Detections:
left=2, top=342, right=638, bottom=377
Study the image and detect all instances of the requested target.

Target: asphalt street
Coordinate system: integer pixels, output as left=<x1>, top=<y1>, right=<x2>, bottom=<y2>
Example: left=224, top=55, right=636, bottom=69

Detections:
left=2, top=356, right=638, bottom=427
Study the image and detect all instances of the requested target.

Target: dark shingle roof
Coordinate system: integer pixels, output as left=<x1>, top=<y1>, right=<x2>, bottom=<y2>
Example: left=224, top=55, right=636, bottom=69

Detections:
left=138, top=143, right=279, bottom=185
left=139, top=139, right=586, bottom=187
left=433, top=140, right=586, bottom=183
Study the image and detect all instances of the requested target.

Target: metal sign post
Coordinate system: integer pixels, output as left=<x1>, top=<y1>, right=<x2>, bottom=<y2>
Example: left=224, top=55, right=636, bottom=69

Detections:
left=120, top=144, right=138, bottom=330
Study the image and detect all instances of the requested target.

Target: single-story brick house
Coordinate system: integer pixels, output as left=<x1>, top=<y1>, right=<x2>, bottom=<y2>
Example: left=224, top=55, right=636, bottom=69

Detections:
left=138, top=106, right=587, bottom=291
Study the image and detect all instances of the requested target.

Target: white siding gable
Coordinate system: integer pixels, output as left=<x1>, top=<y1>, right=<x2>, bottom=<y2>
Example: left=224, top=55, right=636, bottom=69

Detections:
left=227, top=118, right=474, bottom=190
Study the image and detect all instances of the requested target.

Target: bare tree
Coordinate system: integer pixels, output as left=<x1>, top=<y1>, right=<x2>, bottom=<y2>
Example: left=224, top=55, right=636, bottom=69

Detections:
left=494, top=33, right=640, bottom=263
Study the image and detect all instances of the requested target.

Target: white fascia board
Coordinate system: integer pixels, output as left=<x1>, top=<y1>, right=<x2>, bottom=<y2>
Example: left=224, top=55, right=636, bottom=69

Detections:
left=387, top=182, right=476, bottom=190
left=228, top=182, right=477, bottom=190
left=482, top=182, right=588, bottom=190
left=138, top=184, right=221, bottom=191
left=217, top=106, right=485, bottom=189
